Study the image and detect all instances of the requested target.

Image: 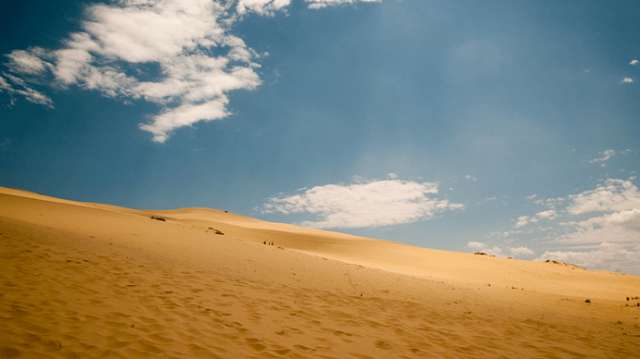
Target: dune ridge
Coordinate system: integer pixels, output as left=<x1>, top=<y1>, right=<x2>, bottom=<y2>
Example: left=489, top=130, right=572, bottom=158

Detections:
left=1, top=187, right=639, bottom=358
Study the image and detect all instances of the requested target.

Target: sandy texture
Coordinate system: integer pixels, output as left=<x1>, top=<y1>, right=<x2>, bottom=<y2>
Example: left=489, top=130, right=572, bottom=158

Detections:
left=1, top=187, right=639, bottom=358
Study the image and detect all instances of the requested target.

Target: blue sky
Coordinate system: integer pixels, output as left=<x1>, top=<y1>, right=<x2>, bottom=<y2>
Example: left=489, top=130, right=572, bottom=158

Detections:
left=1, top=0, right=639, bottom=273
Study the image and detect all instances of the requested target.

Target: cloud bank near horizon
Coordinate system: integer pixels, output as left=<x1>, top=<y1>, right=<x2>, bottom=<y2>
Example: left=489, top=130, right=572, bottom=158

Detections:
left=0, top=0, right=382, bottom=142
left=502, top=178, right=640, bottom=273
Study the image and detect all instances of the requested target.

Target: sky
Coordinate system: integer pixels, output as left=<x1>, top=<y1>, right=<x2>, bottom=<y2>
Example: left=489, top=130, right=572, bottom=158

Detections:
left=1, top=0, right=639, bottom=273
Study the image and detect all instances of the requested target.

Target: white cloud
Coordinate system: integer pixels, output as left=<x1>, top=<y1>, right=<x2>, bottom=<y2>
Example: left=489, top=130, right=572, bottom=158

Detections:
left=237, top=0, right=291, bottom=15
left=0, top=73, right=53, bottom=108
left=630, top=59, right=639, bottom=66
left=535, top=209, right=556, bottom=220
left=465, top=241, right=502, bottom=256
left=540, top=242, right=640, bottom=274
left=514, top=215, right=530, bottom=228
left=306, top=0, right=382, bottom=10
left=509, top=246, right=534, bottom=257
left=139, top=99, right=229, bottom=143
left=589, top=149, right=617, bottom=166
left=513, top=178, right=640, bottom=273
left=83, top=0, right=226, bottom=63
left=1, top=0, right=383, bottom=142
left=6, top=48, right=50, bottom=75
left=466, top=241, right=533, bottom=258
left=264, top=176, right=463, bottom=229
left=567, top=178, right=640, bottom=215
left=464, top=174, right=478, bottom=182
left=466, top=241, right=487, bottom=250
left=514, top=210, right=556, bottom=228
left=622, top=77, right=634, bottom=84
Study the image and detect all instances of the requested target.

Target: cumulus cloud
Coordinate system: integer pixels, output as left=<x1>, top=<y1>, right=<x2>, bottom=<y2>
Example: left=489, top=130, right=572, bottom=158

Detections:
left=264, top=175, right=463, bottom=229
left=306, top=0, right=381, bottom=10
left=630, top=59, right=639, bottom=66
left=622, top=77, right=634, bottom=84
left=1, top=0, right=384, bottom=142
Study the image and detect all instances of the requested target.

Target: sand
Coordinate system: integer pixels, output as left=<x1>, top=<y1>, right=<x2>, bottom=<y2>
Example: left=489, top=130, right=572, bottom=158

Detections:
left=1, top=187, right=639, bottom=358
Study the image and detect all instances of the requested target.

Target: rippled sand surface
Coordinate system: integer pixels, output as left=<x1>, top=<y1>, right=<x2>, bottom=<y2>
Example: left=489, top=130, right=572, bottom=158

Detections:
left=1, top=187, right=639, bottom=358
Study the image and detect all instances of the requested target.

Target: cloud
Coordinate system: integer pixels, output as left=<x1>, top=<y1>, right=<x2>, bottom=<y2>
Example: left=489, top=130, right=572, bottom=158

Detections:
left=510, top=246, right=534, bottom=257
left=514, top=215, right=530, bottom=228
left=514, top=210, right=556, bottom=228
left=306, top=0, right=382, bottom=10
left=630, top=59, right=639, bottom=66
left=6, top=48, right=50, bottom=75
left=567, top=178, right=640, bottom=216
left=264, top=175, right=463, bottom=229
left=540, top=242, right=640, bottom=273
left=465, top=241, right=533, bottom=258
left=237, top=0, right=291, bottom=15
left=464, top=174, right=478, bottom=182
left=589, top=149, right=617, bottom=166
left=622, top=77, right=634, bottom=84
left=512, top=178, right=640, bottom=273
left=1, top=0, right=383, bottom=142
left=139, top=98, right=230, bottom=143
left=465, top=241, right=502, bottom=256
left=466, top=241, right=486, bottom=250
left=535, top=209, right=556, bottom=220
left=0, top=73, right=54, bottom=108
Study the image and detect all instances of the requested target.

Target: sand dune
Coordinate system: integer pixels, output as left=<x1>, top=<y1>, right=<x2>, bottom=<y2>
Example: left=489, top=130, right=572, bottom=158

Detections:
left=1, top=187, right=639, bottom=358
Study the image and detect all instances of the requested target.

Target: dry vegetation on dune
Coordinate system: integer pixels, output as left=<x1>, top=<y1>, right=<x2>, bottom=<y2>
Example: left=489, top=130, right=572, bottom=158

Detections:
left=1, top=187, right=640, bottom=358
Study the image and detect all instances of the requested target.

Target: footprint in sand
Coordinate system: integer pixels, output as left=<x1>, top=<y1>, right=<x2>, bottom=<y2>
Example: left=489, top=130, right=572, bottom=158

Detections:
left=0, top=347, right=21, bottom=358
left=374, top=339, right=392, bottom=350
left=245, top=338, right=266, bottom=351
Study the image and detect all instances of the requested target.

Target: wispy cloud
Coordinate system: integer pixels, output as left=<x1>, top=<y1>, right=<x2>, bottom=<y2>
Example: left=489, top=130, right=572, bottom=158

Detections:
left=0, top=73, right=53, bottom=108
left=514, top=209, right=556, bottom=228
left=263, top=175, right=463, bottom=229
left=589, top=148, right=630, bottom=167
left=510, top=246, right=534, bottom=257
left=0, top=0, right=384, bottom=142
left=464, top=174, right=478, bottom=182
left=622, top=77, right=634, bottom=84
left=630, top=59, right=639, bottom=66
left=589, top=149, right=616, bottom=166
left=589, top=149, right=616, bottom=167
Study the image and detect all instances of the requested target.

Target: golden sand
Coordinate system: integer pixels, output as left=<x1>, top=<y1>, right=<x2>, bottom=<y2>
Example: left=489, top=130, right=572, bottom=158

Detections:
left=1, top=187, right=639, bottom=358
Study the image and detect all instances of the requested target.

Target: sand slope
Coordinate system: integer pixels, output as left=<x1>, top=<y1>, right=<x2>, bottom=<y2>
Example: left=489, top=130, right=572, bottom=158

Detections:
left=1, top=187, right=639, bottom=358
